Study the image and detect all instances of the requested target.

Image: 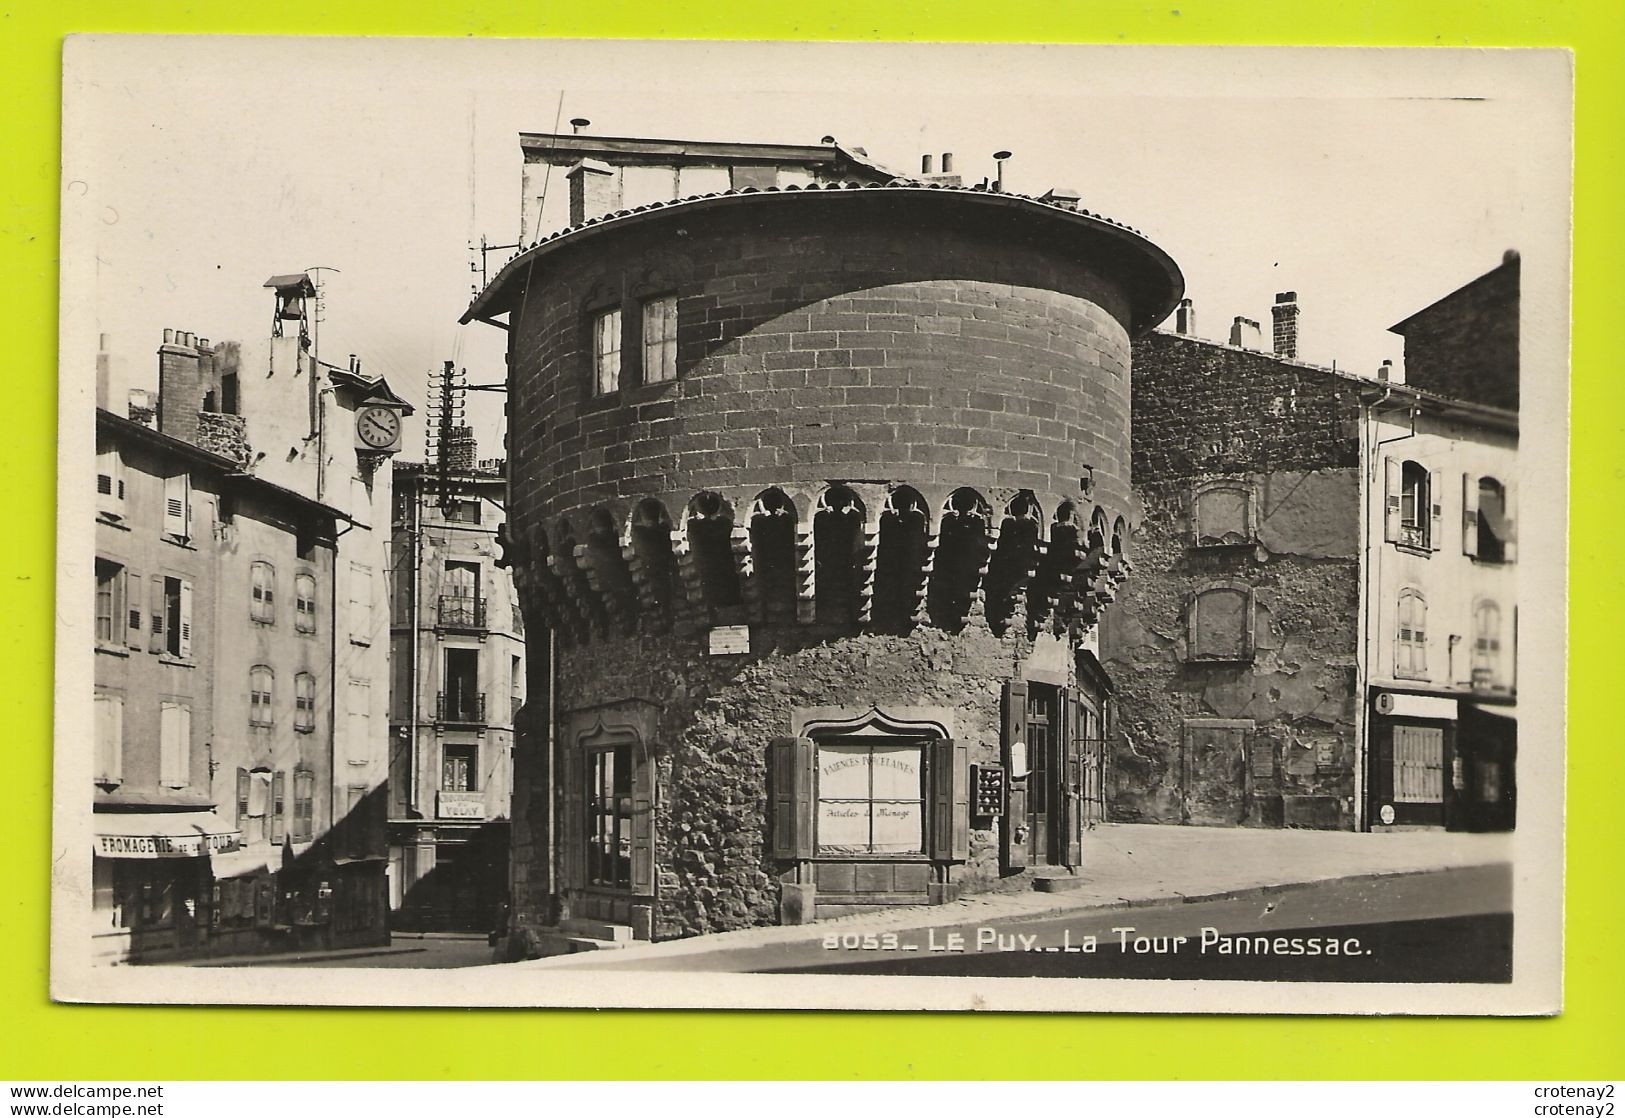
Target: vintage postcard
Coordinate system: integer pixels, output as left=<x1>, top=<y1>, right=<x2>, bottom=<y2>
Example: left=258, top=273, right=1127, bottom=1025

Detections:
left=53, top=36, right=1571, bottom=1013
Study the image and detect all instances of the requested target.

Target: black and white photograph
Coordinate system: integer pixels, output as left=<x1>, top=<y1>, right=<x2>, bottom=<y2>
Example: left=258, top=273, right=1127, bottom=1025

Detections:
left=54, top=37, right=1571, bottom=1013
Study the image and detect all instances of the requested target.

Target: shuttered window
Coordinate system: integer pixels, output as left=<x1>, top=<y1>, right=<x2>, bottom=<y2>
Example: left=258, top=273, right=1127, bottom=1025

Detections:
left=96, top=449, right=127, bottom=518
left=159, top=702, right=190, bottom=788
left=293, top=769, right=315, bottom=842
left=294, top=672, right=316, bottom=732
left=249, top=665, right=274, bottom=727
left=270, top=771, right=287, bottom=844
left=350, top=564, right=373, bottom=646
left=162, top=473, right=192, bottom=542
left=815, top=740, right=926, bottom=856
left=1393, top=725, right=1444, bottom=803
left=93, top=694, right=124, bottom=784
left=94, top=560, right=124, bottom=646
left=250, top=562, right=275, bottom=623
left=294, top=573, right=317, bottom=633
left=1395, top=589, right=1427, bottom=679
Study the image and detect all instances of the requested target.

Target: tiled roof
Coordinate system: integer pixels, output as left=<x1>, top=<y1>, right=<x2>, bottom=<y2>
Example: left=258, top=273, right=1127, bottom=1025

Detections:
left=461, top=178, right=1172, bottom=326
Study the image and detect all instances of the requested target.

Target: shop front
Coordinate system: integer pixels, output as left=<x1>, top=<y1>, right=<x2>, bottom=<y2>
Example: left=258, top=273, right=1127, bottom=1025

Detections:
left=91, top=807, right=240, bottom=964
left=1366, top=690, right=1459, bottom=830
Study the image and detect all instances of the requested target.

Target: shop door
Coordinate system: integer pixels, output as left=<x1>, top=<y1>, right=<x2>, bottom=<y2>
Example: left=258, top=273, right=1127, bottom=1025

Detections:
left=1378, top=723, right=1447, bottom=827
left=1026, top=686, right=1056, bottom=864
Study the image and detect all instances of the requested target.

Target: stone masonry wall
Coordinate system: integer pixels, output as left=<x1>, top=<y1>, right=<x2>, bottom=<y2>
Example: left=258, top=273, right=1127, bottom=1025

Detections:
left=552, top=622, right=1026, bottom=940
left=1105, top=331, right=1365, bottom=829
left=1394, top=255, right=1519, bottom=411
left=507, top=196, right=1137, bottom=538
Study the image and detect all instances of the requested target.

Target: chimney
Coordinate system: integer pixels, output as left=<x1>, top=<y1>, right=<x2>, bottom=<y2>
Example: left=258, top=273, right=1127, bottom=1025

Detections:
left=158, top=328, right=205, bottom=444
left=567, top=159, right=620, bottom=225
left=1175, top=298, right=1196, bottom=336
left=992, top=150, right=1012, bottom=192
left=921, top=154, right=934, bottom=175
left=1229, top=316, right=1262, bottom=351
left=1377, top=359, right=1393, bottom=382
left=1271, top=291, right=1299, bottom=358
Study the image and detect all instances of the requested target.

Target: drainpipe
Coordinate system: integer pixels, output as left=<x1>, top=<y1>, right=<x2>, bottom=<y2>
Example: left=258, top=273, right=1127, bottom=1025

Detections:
left=1359, top=387, right=1419, bottom=831
left=408, top=474, right=423, bottom=817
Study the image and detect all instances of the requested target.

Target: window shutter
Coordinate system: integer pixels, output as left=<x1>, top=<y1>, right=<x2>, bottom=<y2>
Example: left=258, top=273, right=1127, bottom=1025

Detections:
left=1383, top=457, right=1402, bottom=543
left=559, top=748, right=584, bottom=889
left=159, top=703, right=189, bottom=787
left=148, top=575, right=165, bottom=653
left=1428, top=468, right=1444, bottom=550
left=768, top=736, right=815, bottom=861
left=1502, top=482, right=1517, bottom=563
left=928, top=738, right=969, bottom=862
left=631, top=757, right=654, bottom=896
left=163, top=474, right=189, bottom=539
left=178, top=580, right=193, bottom=659
left=1001, top=679, right=1030, bottom=870
left=94, top=695, right=123, bottom=783
left=271, top=771, right=286, bottom=844
left=124, top=569, right=143, bottom=649
left=1061, top=692, right=1085, bottom=868
left=1461, top=473, right=1479, bottom=557
left=236, top=767, right=250, bottom=826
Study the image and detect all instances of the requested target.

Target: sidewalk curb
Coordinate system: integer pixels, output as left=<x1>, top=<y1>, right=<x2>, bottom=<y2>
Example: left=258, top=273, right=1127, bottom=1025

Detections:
left=181, top=946, right=430, bottom=968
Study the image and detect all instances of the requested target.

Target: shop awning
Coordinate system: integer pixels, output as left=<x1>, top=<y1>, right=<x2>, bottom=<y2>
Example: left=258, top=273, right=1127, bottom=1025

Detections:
left=94, top=810, right=241, bottom=860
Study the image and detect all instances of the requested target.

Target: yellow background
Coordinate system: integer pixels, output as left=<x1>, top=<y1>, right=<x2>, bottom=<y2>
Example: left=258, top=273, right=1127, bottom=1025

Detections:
left=5, top=0, right=1621, bottom=1080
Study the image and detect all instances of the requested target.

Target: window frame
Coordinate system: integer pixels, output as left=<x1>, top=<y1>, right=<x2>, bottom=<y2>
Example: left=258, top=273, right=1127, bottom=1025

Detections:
left=1472, top=598, right=1503, bottom=686
left=1395, top=588, right=1428, bottom=680
left=442, top=742, right=480, bottom=794
left=639, top=293, right=679, bottom=386
left=251, top=561, right=276, bottom=624
left=1187, top=582, right=1257, bottom=663
left=590, top=305, right=623, bottom=397
left=813, top=737, right=929, bottom=859
left=1190, top=479, right=1255, bottom=548
left=94, top=692, right=124, bottom=785
left=249, top=665, right=275, bottom=728
left=94, top=559, right=126, bottom=647
left=293, top=571, right=318, bottom=633
left=96, top=447, right=127, bottom=520
left=294, top=671, right=317, bottom=733
left=585, top=743, right=634, bottom=889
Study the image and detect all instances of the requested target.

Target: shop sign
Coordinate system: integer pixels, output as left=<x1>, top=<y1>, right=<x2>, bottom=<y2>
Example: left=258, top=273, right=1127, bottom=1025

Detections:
left=438, top=790, right=486, bottom=820
left=95, top=831, right=241, bottom=859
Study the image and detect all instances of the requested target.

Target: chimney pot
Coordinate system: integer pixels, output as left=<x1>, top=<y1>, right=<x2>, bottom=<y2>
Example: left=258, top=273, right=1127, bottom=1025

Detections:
left=941, top=152, right=954, bottom=174
left=163, top=328, right=174, bottom=345
left=1378, top=359, right=1393, bottom=382
left=921, top=154, right=934, bottom=175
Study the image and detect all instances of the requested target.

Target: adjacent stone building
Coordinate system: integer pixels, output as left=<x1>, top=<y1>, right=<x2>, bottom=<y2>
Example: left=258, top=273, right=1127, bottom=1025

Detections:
left=466, top=133, right=1181, bottom=949
left=1104, top=305, right=1366, bottom=830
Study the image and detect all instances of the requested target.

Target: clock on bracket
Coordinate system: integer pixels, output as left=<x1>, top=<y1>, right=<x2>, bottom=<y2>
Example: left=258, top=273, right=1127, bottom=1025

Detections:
left=355, top=404, right=402, bottom=453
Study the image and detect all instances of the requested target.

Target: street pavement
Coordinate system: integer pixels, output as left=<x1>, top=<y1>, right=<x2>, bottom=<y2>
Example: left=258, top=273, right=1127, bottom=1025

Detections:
left=180, top=932, right=497, bottom=969
left=512, top=823, right=1513, bottom=977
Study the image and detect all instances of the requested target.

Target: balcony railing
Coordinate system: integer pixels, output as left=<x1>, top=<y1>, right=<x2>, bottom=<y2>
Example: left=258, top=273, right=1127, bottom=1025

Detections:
left=437, top=595, right=488, bottom=630
left=437, top=691, right=486, bottom=725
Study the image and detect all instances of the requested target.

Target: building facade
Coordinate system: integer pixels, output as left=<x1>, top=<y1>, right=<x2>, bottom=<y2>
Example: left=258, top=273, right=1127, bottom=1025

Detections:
left=1360, top=254, right=1518, bottom=833
left=1105, top=309, right=1366, bottom=830
left=466, top=133, right=1181, bottom=949
left=387, top=450, right=522, bottom=931
left=93, top=404, right=349, bottom=962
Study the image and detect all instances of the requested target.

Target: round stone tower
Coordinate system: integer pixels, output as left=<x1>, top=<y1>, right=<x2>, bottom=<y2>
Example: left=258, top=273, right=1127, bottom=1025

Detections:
left=465, top=181, right=1181, bottom=947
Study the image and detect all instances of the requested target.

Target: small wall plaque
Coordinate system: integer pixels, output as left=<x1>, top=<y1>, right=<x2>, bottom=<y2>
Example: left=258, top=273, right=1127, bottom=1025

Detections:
left=707, top=624, right=750, bottom=656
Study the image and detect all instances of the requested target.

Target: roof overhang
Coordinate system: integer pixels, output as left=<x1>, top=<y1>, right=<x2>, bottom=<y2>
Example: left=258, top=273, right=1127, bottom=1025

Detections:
left=462, top=183, right=1183, bottom=337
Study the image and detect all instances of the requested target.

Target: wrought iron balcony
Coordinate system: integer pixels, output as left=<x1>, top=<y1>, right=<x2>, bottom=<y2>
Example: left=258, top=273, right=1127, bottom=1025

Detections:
left=437, top=595, right=488, bottom=630
left=437, top=691, right=486, bottom=725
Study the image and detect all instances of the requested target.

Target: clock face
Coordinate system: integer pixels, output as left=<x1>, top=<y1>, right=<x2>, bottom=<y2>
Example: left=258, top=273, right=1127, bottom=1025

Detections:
left=357, top=405, right=400, bottom=449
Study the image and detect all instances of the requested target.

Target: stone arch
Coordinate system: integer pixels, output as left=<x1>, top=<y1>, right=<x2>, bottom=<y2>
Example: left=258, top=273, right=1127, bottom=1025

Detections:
left=553, top=515, right=607, bottom=633
left=585, top=506, right=637, bottom=630
left=873, top=485, right=930, bottom=632
left=685, top=490, right=742, bottom=610
left=749, top=487, right=799, bottom=624
left=984, top=490, right=1043, bottom=637
left=814, top=484, right=867, bottom=628
left=927, top=487, right=992, bottom=632
left=1027, top=500, right=1081, bottom=637
left=1111, top=514, right=1129, bottom=559
left=1088, top=506, right=1111, bottom=553
left=626, top=497, right=678, bottom=620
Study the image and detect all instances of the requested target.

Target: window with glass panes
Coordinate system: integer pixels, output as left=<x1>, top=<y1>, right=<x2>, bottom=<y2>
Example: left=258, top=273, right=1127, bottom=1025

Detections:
left=586, top=745, right=633, bottom=888
left=294, top=573, right=317, bottom=632
left=249, top=665, right=274, bottom=726
left=641, top=294, right=678, bottom=384
left=293, top=769, right=315, bottom=842
left=443, top=743, right=478, bottom=792
left=294, top=672, right=316, bottom=732
left=94, top=559, right=124, bottom=645
left=592, top=307, right=622, bottom=395
left=815, top=739, right=926, bottom=856
left=251, top=562, right=275, bottom=623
